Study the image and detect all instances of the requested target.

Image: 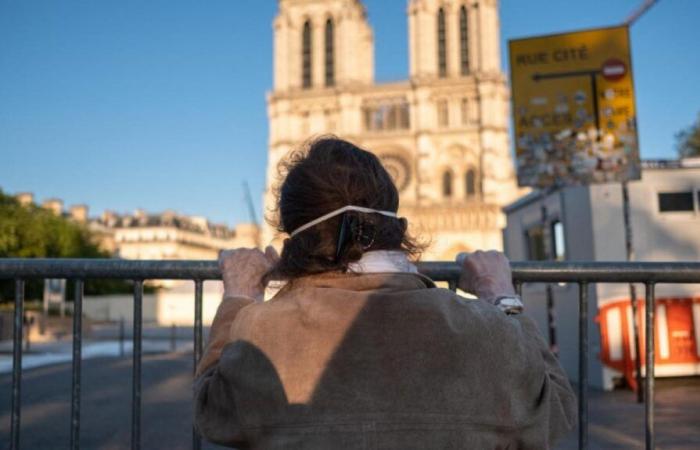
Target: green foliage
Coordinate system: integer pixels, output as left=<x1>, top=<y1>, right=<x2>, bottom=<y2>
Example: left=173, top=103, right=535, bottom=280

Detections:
left=0, top=190, right=135, bottom=301
left=676, top=113, right=700, bottom=158
left=0, top=192, right=102, bottom=259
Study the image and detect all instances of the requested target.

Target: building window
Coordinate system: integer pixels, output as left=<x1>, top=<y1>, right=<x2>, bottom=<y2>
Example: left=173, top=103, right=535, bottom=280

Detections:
left=324, top=109, right=336, bottom=131
left=437, top=99, right=448, bottom=127
left=325, top=19, right=335, bottom=87
left=387, top=104, right=398, bottom=129
left=525, top=225, right=546, bottom=261
left=363, top=101, right=411, bottom=132
left=460, top=6, right=469, bottom=75
left=551, top=220, right=566, bottom=261
left=301, top=111, right=310, bottom=135
left=461, top=98, right=469, bottom=125
left=437, top=8, right=447, bottom=78
left=442, top=170, right=453, bottom=197
left=302, top=20, right=312, bottom=89
left=658, top=192, right=694, bottom=212
left=465, top=169, right=476, bottom=196
left=363, top=108, right=372, bottom=130
left=526, top=220, right=566, bottom=261
left=399, top=103, right=410, bottom=128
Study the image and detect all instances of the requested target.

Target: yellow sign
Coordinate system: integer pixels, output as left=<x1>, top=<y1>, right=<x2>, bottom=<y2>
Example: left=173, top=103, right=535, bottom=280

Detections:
left=509, top=26, right=640, bottom=187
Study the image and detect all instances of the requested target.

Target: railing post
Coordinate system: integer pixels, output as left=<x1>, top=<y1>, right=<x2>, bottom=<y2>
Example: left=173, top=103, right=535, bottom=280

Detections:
left=447, top=279, right=457, bottom=292
left=622, top=181, right=644, bottom=404
left=11, top=279, right=25, bottom=450
left=70, top=279, right=84, bottom=450
left=192, top=279, right=204, bottom=450
left=23, top=314, right=31, bottom=352
left=132, top=280, right=144, bottom=450
left=119, top=316, right=125, bottom=358
left=645, top=282, right=656, bottom=450
left=578, top=282, right=588, bottom=450
left=193, top=280, right=203, bottom=371
left=514, top=281, right=523, bottom=298
left=171, top=323, right=177, bottom=353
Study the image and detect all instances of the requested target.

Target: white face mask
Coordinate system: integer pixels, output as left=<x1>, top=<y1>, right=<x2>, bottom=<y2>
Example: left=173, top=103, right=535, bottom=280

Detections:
left=288, top=205, right=398, bottom=237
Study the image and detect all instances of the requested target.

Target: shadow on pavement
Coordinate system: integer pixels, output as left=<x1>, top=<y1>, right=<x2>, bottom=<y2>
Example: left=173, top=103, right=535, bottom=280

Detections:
left=0, top=353, right=698, bottom=449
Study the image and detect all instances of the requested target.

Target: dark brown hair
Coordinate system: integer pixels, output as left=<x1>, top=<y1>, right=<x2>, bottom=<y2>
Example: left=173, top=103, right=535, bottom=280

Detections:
left=266, top=137, right=423, bottom=281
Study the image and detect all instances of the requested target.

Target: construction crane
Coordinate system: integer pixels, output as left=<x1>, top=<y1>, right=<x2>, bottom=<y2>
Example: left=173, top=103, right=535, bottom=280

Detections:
left=242, top=181, right=258, bottom=226
left=624, top=0, right=659, bottom=26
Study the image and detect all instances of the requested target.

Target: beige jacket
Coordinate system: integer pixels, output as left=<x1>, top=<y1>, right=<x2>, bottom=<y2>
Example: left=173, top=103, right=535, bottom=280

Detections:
left=194, top=272, right=577, bottom=449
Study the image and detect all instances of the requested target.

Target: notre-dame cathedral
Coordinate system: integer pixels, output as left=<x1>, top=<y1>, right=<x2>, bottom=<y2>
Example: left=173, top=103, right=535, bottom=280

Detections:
left=264, top=0, right=521, bottom=259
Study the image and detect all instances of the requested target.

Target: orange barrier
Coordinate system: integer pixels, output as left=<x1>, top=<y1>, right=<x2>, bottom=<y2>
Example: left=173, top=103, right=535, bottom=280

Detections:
left=597, top=297, right=700, bottom=391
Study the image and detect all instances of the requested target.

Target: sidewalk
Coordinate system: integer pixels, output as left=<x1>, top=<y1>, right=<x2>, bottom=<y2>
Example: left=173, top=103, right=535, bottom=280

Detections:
left=558, top=378, right=700, bottom=449
left=0, top=338, right=194, bottom=374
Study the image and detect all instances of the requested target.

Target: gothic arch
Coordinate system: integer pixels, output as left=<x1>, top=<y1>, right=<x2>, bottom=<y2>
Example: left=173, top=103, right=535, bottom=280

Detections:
left=442, top=169, right=453, bottom=197
left=465, top=168, right=477, bottom=197
left=324, top=17, right=335, bottom=87
left=443, top=144, right=478, bottom=168
left=437, top=7, right=447, bottom=77
left=302, top=19, right=313, bottom=88
left=459, top=5, right=469, bottom=75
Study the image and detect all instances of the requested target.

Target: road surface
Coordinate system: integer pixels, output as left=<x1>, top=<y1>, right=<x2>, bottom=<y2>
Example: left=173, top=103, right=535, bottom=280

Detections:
left=1, top=352, right=698, bottom=449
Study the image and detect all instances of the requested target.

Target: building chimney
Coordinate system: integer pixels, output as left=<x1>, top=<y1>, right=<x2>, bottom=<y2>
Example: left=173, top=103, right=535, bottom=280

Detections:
left=191, top=216, right=209, bottom=231
left=101, top=210, right=116, bottom=226
left=15, top=192, right=34, bottom=206
left=42, top=198, right=64, bottom=216
left=70, top=204, right=89, bottom=223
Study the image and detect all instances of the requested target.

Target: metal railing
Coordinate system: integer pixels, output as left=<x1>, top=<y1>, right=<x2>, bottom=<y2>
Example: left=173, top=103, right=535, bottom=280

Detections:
left=2, top=258, right=700, bottom=450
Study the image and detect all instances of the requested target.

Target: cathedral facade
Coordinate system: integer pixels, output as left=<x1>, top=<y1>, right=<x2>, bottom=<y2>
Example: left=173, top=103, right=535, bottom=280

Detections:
left=264, top=0, right=521, bottom=259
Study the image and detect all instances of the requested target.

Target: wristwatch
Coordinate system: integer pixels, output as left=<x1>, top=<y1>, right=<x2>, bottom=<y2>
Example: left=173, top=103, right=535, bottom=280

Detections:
left=493, top=295, right=524, bottom=315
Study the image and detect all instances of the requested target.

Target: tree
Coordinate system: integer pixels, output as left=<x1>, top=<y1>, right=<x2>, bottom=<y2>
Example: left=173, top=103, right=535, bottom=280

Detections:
left=676, top=113, right=700, bottom=158
left=0, top=190, right=134, bottom=302
left=0, top=192, right=103, bottom=259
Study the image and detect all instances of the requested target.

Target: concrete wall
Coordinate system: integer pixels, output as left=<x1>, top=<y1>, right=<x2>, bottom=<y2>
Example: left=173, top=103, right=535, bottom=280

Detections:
left=154, top=281, right=225, bottom=326
left=79, top=280, right=226, bottom=326
left=81, top=294, right=158, bottom=324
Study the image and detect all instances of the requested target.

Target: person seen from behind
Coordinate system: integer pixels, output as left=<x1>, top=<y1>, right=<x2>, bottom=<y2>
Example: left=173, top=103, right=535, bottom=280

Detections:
left=194, top=137, right=577, bottom=449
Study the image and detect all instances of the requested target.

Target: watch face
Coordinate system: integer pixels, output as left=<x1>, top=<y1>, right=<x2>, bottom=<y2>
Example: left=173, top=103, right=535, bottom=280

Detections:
left=379, top=154, right=411, bottom=192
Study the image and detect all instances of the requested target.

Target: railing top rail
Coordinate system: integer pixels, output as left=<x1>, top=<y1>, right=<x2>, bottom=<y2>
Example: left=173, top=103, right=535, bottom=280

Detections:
left=1, top=258, right=700, bottom=283
left=427, top=261, right=700, bottom=283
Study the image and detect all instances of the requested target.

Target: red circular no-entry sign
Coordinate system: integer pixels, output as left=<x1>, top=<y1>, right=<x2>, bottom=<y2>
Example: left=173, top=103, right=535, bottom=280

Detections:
left=601, top=58, right=627, bottom=81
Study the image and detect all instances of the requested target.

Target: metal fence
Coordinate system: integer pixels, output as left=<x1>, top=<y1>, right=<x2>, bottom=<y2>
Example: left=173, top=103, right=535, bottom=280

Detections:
left=2, top=258, right=700, bottom=450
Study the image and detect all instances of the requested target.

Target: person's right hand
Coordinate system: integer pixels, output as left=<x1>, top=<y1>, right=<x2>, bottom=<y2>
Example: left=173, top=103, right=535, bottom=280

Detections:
left=219, top=246, right=279, bottom=302
left=456, top=250, right=516, bottom=302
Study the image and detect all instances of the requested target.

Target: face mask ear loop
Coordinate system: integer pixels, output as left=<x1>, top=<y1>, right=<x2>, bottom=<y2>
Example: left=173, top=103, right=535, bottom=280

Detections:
left=289, top=205, right=398, bottom=238
left=334, top=212, right=351, bottom=262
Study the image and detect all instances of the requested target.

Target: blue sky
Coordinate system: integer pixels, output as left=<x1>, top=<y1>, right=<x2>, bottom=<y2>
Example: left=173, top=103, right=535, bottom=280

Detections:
left=1, top=0, right=699, bottom=227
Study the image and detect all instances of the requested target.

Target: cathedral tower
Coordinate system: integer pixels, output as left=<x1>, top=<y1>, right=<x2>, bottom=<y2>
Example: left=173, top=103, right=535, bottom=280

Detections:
left=273, top=0, right=374, bottom=92
left=264, top=0, right=520, bottom=258
left=409, top=0, right=502, bottom=79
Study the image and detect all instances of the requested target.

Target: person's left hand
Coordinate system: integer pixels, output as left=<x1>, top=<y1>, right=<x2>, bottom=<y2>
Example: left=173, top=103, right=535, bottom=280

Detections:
left=219, top=246, right=279, bottom=302
left=456, top=250, right=515, bottom=301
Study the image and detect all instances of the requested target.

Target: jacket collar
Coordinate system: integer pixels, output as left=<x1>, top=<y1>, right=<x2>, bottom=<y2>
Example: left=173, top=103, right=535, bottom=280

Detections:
left=289, top=270, right=436, bottom=292
left=347, top=250, right=419, bottom=275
